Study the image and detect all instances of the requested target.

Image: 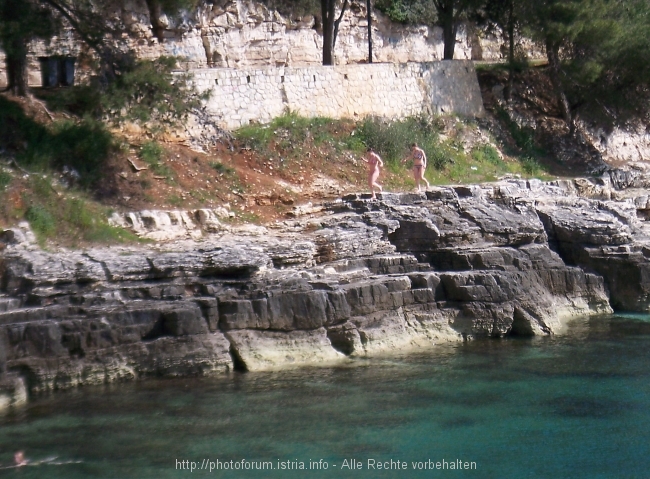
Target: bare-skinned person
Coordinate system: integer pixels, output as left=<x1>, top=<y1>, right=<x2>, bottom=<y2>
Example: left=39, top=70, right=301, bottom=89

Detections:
left=14, top=451, right=27, bottom=467
left=404, top=143, right=430, bottom=192
left=362, top=147, right=384, bottom=199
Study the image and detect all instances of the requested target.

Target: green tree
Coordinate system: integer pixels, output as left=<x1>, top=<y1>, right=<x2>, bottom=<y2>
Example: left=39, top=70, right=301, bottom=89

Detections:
left=431, top=0, right=479, bottom=59
left=477, top=0, right=524, bottom=100
left=321, top=0, right=349, bottom=65
left=523, top=0, right=583, bottom=129
left=521, top=0, right=643, bottom=132
left=0, top=0, right=57, bottom=95
left=0, top=0, right=198, bottom=96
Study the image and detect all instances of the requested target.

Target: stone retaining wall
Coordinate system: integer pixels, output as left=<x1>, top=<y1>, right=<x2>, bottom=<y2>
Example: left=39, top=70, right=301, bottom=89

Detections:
left=193, top=60, right=485, bottom=129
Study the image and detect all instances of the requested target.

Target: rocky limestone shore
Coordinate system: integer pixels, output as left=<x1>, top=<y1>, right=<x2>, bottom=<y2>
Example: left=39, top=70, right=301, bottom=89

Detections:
left=3, top=169, right=650, bottom=410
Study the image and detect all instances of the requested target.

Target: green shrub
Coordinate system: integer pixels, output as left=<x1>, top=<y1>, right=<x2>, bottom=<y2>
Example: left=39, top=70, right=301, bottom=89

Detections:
left=50, top=119, right=114, bottom=187
left=343, top=133, right=366, bottom=153
left=521, top=156, right=541, bottom=176
left=43, top=85, right=103, bottom=117
left=140, top=141, right=164, bottom=165
left=43, top=57, right=207, bottom=130
left=258, top=0, right=319, bottom=18
left=139, top=141, right=173, bottom=178
left=103, top=57, right=208, bottom=127
left=236, top=124, right=275, bottom=151
left=64, top=198, right=94, bottom=229
left=0, top=170, right=11, bottom=190
left=427, top=144, right=454, bottom=170
left=210, top=161, right=235, bottom=175
left=471, top=144, right=503, bottom=166
left=235, top=111, right=338, bottom=152
left=375, top=0, right=436, bottom=24
left=26, top=205, right=56, bottom=240
left=356, top=115, right=443, bottom=167
left=0, top=96, right=114, bottom=188
left=0, top=97, right=44, bottom=148
left=496, top=108, right=539, bottom=155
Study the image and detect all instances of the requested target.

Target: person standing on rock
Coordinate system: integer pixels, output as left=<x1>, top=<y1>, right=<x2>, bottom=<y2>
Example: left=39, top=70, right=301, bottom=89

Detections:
left=363, top=147, right=384, bottom=199
left=404, top=143, right=430, bottom=192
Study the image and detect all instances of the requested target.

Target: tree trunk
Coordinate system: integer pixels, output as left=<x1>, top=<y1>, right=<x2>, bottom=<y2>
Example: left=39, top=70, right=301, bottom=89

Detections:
left=5, top=38, right=28, bottom=96
left=505, top=0, right=514, bottom=101
left=545, top=37, right=573, bottom=132
left=367, top=0, right=373, bottom=63
left=332, top=0, right=348, bottom=48
left=441, top=6, right=456, bottom=60
left=145, top=0, right=165, bottom=43
left=322, top=0, right=335, bottom=65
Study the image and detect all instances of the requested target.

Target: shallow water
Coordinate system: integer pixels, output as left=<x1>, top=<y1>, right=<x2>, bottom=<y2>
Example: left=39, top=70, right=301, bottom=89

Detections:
left=2, top=314, right=650, bottom=478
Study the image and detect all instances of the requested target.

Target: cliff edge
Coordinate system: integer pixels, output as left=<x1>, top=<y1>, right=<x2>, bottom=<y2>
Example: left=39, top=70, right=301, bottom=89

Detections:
left=3, top=168, right=650, bottom=409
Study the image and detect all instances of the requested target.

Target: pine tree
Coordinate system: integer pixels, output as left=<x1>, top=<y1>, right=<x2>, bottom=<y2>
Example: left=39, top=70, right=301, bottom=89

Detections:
left=431, top=0, right=481, bottom=59
left=0, top=0, right=57, bottom=95
left=0, top=0, right=198, bottom=96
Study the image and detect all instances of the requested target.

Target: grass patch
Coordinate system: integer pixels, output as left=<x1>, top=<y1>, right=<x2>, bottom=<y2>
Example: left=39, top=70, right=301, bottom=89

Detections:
left=139, top=141, right=173, bottom=178
left=20, top=175, right=139, bottom=247
left=356, top=115, right=446, bottom=168
left=0, top=170, right=11, bottom=190
left=167, top=195, right=184, bottom=207
left=25, top=204, right=56, bottom=239
left=471, top=144, right=503, bottom=166
left=210, top=161, right=235, bottom=175
left=521, top=156, right=542, bottom=176
left=237, top=111, right=551, bottom=190
left=236, top=210, right=261, bottom=223
left=235, top=110, right=343, bottom=156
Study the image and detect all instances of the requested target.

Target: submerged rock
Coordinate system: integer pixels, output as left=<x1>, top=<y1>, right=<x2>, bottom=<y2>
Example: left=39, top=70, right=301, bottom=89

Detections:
left=4, top=171, right=650, bottom=408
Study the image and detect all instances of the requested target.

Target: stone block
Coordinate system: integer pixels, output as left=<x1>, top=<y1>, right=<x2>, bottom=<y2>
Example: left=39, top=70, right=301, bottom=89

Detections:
left=162, top=306, right=208, bottom=336
left=219, top=299, right=269, bottom=330
left=267, top=291, right=328, bottom=329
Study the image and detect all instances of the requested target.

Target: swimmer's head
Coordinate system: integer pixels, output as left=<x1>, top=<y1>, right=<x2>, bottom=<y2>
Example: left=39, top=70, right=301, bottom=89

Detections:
left=14, top=451, right=26, bottom=466
left=411, top=143, right=418, bottom=149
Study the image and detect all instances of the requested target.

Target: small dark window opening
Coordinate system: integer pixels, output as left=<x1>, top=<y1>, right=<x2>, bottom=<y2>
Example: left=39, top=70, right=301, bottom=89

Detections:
left=39, top=56, right=76, bottom=88
left=247, top=75, right=251, bottom=83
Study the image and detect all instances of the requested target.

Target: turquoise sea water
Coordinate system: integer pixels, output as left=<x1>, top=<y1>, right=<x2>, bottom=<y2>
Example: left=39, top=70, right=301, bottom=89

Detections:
left=2, top=313, right=650, bottom=478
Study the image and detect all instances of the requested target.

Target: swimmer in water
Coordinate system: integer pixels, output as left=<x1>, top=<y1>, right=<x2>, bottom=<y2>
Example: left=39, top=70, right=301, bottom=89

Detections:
left=404, top=143, right=430, bottom=192
left=362, top=147, right=384, bottom=199
left=14, top=451, right=27, bottom=467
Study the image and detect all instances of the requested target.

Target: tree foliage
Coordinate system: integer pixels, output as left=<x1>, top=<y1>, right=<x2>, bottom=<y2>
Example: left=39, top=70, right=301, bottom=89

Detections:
left=519, top=0, right=650, bottom=130
left=0, top=0, right=197, bottom=95
left=375, top=0, right=436, bottom=24
left=0, top=0, right=58, bottom=95
left=431, top=0, right=480, bottom=59
left=475, top=0, right=526, bottom=100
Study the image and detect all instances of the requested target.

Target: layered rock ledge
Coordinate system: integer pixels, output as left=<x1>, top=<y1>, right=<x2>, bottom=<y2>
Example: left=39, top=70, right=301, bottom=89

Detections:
left=3, top=171, right=650, bottom=409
